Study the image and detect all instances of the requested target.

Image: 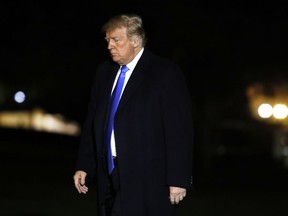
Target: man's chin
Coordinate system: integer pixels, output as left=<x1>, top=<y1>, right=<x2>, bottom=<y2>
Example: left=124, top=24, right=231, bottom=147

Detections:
left=111, top=56, right=120, bottom=63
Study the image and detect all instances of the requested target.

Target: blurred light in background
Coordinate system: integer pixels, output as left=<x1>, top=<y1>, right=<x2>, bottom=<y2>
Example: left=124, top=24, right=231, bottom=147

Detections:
left=273, top=104, right=288, bottom=119
left=257, top=103, right=288, bottom=120
left=246, top=82, right=288, bottom=124
left=14, top=91, right=26, bottom=103
left=0, top=108, right=80, bottom=136
left=246, top=82, right=288, bottom=168
left=258, top=103, right=273, bottom=119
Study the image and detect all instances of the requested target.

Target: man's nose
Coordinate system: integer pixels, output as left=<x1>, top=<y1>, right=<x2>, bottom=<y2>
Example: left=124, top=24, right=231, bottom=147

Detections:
left=108, top=41, right=114, bottom=49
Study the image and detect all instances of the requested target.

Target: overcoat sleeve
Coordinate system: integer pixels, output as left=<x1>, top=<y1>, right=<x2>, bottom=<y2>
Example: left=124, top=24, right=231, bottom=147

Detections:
left=161, top=63, right=194, bottom=189
left=75, top=66, right=102, bottom=179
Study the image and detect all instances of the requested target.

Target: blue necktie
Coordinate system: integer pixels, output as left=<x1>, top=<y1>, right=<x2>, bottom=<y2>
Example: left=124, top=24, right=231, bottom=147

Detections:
left=106, top=65, right=129, bottom=174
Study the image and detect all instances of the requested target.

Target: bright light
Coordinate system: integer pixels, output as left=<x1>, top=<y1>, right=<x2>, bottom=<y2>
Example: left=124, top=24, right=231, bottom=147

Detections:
left=258, top=103, right=273, bottom=118
left=0, top=108, right=81, bottom=136
left=14, top=91, right=26, bottom=103
left=273, top=104, right=288, bottom=119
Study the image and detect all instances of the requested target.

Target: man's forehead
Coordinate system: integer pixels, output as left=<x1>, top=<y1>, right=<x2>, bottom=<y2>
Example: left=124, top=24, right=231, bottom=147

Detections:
left=106, top=27, right=126, bottom=37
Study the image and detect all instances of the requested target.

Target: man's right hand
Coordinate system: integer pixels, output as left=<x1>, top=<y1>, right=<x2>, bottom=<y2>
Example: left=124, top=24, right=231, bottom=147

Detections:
left=73, top=170, right=89, bottom=194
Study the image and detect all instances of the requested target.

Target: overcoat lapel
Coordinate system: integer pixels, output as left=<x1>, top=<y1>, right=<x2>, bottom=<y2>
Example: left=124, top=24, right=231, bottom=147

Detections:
left=117, top=62, right=145, bottom=110
left=105, top=64, right=119, bottom=98
left=102, top=64, right=120, bottom=130
left=117, top=49, right=150, bottom=110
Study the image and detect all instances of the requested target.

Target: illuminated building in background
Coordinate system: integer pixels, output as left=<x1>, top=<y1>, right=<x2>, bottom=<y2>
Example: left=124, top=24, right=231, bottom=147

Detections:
left=0, top=108, right=80, bottom=136
left=246, top=82, right=288, bottom=125
left=246, top=82, right=288, bottom=168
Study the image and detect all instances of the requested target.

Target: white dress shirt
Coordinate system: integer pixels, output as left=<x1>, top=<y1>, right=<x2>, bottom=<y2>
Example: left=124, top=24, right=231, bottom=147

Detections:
left=110, top=48, right=144, bottom=157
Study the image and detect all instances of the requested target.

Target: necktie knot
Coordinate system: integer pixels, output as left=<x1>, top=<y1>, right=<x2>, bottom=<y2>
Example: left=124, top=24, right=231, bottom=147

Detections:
left=121, top=65, right=129, bottom=74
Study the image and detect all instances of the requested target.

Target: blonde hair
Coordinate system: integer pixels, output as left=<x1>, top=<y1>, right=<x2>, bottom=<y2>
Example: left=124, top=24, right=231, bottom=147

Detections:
left=102, top=14, right=147, bottom=47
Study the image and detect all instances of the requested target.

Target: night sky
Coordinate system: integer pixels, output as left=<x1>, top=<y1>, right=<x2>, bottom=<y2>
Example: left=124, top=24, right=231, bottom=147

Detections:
left=1, top=2, right=288, bottom=215
left=1, top=1, right=288, bottom=123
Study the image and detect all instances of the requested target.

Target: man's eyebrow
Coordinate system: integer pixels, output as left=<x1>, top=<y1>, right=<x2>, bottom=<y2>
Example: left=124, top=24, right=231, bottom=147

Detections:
left=105, top=37, right=122, bottom=43
left=105, top=36, right=121, bottom=40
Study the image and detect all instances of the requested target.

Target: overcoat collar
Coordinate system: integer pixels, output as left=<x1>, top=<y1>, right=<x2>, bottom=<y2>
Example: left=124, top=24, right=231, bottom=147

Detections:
left=105, top=49, right=150, bottom=112
left=117, top=49, right=148, bottom=110
left=103, top=63, right=119, bottom=107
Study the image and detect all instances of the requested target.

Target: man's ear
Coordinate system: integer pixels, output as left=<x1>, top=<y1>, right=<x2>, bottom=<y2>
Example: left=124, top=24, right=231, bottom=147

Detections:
left=132, top=37, right=140, bottom=48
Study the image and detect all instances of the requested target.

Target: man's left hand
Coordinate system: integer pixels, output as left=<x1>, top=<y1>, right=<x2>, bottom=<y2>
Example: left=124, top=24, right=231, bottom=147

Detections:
left=169, top=186, right=187, bottom=205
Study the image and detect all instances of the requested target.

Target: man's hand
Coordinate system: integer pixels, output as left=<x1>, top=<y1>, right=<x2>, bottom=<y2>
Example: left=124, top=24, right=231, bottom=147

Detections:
left=169, top=186, right=187, bottom=205
left=73, top=170, right=88, bottom=194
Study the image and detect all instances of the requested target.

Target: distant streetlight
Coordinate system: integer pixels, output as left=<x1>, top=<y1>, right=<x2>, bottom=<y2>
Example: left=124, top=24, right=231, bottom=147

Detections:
left=258, top=103, right=273, bottom=119
left=273, top=104, right=288, bottom=119
left=258, top=103, right=288, bottom=120
left=14, top=91, right=26, bottom=103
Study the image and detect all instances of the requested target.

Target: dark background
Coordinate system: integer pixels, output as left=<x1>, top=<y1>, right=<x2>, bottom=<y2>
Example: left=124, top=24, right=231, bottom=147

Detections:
left=1, top=1, right=288, bottom=215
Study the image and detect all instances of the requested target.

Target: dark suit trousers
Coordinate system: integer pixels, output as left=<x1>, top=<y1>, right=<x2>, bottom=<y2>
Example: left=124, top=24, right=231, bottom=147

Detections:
left=104, top=158, right=121, bottom=216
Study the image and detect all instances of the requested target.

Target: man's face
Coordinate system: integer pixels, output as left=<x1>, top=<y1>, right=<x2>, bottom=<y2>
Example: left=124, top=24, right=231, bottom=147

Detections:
left=105, top=27, right=137, bottom=65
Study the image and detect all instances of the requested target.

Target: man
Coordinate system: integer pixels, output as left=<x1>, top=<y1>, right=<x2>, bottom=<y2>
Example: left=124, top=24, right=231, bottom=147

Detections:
left=73, top=13, right=194, bottom=216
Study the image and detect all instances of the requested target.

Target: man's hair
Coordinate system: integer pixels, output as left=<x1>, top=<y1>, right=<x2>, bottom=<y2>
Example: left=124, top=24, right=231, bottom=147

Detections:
left=102, top=14, right=147, bottom=47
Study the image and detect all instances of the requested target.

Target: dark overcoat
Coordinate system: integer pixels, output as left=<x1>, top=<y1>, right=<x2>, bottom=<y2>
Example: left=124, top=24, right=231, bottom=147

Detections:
left=76, top=49, right=194, bottom=216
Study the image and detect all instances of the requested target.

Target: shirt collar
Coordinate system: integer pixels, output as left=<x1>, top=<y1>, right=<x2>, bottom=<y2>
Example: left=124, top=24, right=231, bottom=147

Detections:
left=126, top=47, right=144, bottom=71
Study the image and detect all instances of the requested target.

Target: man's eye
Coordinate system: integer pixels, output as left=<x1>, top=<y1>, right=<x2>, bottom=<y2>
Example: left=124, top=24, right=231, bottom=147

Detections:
left=105, top=38, right=120, bottom=43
